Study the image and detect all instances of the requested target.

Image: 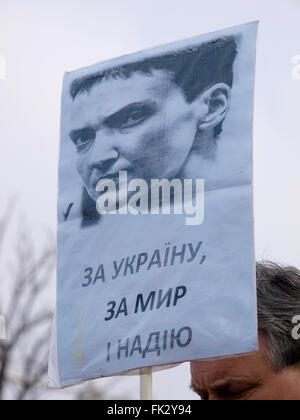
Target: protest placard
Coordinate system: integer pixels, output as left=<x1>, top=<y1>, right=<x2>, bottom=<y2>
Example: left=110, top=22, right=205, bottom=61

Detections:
left=49, top=22, right=258, bottom=388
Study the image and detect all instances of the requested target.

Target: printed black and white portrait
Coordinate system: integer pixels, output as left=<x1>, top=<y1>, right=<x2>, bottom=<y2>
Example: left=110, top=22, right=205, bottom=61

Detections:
left=52, top=23, right=258, bottom=388
left=59, top=30, right=252, bottom=228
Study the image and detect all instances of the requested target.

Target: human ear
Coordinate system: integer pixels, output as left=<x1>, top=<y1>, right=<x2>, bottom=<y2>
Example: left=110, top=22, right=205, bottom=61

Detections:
left=197, top=83, right=231, bottom=131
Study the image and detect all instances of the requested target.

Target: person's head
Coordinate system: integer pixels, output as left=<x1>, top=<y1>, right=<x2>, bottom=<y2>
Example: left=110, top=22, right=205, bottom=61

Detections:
left=68, top=37, right=237, bottom=202
left=190, top=261, right=300, bottom=400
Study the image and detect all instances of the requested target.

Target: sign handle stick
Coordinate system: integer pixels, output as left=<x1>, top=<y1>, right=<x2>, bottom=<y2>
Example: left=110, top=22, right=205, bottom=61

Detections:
left=140, top=367, right=152, bottom=400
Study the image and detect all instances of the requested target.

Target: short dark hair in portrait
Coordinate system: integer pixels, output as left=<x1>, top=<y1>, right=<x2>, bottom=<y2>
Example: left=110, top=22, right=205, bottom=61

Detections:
left=71, top=36, right=237, bottom=137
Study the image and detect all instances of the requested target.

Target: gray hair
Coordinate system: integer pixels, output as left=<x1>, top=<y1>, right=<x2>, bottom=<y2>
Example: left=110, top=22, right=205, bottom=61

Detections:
left=257, top=261, right=300, bottom=371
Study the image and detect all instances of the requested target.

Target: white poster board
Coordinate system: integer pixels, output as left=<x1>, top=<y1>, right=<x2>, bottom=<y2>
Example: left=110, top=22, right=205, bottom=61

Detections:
left=49, top=22, right=258, bottom=388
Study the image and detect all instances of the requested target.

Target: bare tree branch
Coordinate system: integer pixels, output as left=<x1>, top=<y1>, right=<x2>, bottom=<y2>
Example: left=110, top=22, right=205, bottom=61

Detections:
left=0, top=196, right=17, bottom=257
left=0, top=207, right=124, bottom=400
left=0, top=209, right=55, bottom=400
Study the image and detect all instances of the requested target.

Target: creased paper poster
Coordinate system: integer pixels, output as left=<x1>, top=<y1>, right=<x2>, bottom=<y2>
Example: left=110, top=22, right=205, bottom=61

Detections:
left=49, top=22, right=259, bottom=388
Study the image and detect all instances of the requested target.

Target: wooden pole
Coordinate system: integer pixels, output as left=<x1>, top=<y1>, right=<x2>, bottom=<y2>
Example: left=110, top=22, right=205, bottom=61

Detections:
left=140, top=367, right=152, bottom=400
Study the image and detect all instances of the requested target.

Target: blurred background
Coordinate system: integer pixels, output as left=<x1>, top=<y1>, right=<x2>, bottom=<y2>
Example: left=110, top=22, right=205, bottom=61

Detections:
left=0, top=0, right=299, bottom=400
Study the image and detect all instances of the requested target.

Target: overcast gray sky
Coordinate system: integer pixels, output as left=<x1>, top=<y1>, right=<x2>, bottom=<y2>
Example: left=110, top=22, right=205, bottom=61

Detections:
left=0, top=0, right=300, bottom=400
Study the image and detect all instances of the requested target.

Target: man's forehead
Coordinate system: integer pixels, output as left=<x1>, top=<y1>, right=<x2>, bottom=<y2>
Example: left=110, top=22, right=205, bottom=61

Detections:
left=190, top=350, right=267, bottom=387
left=69, top=69, right=173, bottom=122
left=191, top=358, right=243, bottom=376
left=191, top=360, right=257, bottom=392
left=191, top=336, right=266, bottom=376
